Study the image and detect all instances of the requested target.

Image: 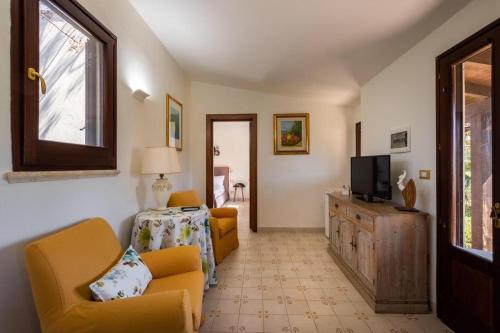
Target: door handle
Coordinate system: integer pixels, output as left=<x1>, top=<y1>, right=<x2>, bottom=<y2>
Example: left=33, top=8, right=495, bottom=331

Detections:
left=490, top=202, right=500, bottom=229
left=27, top=67, right=47, bottom=94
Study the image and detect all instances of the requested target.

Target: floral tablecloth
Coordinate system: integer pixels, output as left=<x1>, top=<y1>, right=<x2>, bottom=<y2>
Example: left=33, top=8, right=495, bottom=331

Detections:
left=130, top=206, right=217, bottom=289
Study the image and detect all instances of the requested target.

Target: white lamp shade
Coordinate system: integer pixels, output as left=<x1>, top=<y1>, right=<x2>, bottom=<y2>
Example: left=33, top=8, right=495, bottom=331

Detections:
left=141, top=147, right=181, bottom=175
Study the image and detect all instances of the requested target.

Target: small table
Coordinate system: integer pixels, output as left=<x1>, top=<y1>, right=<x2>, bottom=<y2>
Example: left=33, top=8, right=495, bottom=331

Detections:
left=130, top=206, right=217, bottom=290
left=233, top=183, right=246, bottom=202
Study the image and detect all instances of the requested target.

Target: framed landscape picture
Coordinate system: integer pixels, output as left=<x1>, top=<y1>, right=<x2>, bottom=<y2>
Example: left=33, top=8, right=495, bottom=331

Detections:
left=273, top=113, right=310, bottom=155
left=166, top=94, right=183, bottom=151
left=390, top=126, right=410, bottom=153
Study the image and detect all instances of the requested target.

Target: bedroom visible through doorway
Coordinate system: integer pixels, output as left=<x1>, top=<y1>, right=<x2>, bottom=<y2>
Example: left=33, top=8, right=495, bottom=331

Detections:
left=213, top=122, right=250, bottom=213
left=206, top=114, right=257, bottom=232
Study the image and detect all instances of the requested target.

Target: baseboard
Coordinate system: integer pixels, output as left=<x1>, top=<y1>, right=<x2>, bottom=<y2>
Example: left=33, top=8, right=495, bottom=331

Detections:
left=258, top=227, right=324, bottom=232
left=430, top=301, right=437, bottom=314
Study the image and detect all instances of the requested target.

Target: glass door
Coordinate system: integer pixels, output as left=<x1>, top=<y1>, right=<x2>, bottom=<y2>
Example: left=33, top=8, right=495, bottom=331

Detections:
left=437, top=20, right=500, bottom=333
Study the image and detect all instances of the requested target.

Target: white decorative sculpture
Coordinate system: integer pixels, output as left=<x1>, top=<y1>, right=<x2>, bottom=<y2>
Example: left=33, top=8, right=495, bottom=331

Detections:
left=397, top=170, right=416, bottom=209
left=397, top=170, right=407, bottom=191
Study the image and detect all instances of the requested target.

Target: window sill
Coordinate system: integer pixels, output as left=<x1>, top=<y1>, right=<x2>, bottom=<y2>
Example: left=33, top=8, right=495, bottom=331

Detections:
left=4, top=170, right=120, bottom=184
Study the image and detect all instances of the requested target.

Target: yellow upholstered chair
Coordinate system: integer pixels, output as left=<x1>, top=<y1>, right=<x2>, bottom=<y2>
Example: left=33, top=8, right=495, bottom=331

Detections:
left=168, top=190, right=239, bottom=264
left=168, top=190, right=203, bottom=207
left=24, top=218, right=204, bottom=333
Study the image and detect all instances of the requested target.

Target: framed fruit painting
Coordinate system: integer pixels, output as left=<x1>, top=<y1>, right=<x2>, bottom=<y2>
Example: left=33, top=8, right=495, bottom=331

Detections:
left=273, top=113, right=310, bottom=155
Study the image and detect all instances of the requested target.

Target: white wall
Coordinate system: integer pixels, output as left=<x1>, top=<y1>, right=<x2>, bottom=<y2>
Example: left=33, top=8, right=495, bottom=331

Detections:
left=190, top=81, right=350, bottom=228
left=359, top=0, right=500, bottom=310
left=214, top=122, right=250, bottom=197
left=0, top=0, right=191, bottom=331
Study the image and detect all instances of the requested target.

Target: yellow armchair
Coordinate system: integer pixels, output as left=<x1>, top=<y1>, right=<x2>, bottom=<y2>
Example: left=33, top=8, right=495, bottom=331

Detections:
left=24, top=218, right=204, bottom=333
left=168, top=190, right=203, bottom=207
left=168, top=190, right=239, bottom=264
left=209, top=207, right=239, bottom=264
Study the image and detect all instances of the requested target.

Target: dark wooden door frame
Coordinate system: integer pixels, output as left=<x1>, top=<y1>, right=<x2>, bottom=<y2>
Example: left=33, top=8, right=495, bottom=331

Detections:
left=436, top=18, right=500, bottom=333
left=206, top=114, right=258, bottom=232
left=355, top=122, right=361, bottom=157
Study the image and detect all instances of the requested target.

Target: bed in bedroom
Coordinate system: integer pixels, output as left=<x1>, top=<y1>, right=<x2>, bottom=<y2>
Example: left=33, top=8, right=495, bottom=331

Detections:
left=214, top=166, right=230, bottom=208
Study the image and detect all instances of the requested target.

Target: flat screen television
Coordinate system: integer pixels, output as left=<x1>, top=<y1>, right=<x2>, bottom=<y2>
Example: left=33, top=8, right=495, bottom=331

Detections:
left=351, top=155, right=391, bottom=202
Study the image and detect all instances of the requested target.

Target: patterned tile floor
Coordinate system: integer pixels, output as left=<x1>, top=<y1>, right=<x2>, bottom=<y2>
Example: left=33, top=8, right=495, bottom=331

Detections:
left=200, top=200, right=452, bottom=333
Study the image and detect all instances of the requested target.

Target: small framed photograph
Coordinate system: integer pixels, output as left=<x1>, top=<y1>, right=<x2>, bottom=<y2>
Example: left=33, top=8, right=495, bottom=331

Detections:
left=390, top=126, right=411, bottom=153
left=166, top=94, right=183, bottom=151
left=273, top=113, right=310, bottom=155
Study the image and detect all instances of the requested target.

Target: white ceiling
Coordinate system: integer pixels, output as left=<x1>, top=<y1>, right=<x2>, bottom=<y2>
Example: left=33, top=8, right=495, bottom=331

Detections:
left=129, top=0, right=470, bottom=105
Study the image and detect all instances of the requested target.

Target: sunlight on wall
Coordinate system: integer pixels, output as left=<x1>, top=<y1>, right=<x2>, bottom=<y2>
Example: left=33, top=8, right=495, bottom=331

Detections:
left=121, top=50, right=153, bottom=95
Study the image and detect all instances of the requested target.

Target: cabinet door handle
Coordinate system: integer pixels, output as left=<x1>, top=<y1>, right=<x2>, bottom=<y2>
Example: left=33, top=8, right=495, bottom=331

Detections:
left=350, top=238, right=357, bottom=249
left=355, top=214, right=361, bottom=220
left=334, top=203, right=339, bottom=208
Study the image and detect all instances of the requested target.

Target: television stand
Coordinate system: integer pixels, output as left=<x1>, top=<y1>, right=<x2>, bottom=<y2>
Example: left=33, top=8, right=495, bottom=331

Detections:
left=356, top=194, right=384, bottom=203
left=327, top=193, right=429, bottom=313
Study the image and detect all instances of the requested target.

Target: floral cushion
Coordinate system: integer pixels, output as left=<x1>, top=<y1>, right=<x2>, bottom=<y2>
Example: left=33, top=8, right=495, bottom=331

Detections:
left=89, top=245, right=152, bottom=302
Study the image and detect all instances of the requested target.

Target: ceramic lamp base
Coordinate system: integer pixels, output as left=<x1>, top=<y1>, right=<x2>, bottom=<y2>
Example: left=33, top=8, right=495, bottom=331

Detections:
left=152, top=175, right=172, bottom=210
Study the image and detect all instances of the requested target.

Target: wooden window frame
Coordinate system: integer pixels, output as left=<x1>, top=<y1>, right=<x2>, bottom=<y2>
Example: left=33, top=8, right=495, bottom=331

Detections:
left=11, top=0, right=117, bottom=171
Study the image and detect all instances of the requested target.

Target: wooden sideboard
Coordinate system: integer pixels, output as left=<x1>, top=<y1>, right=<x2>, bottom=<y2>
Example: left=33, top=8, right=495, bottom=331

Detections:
left=327, top=193, right=429, bottom=313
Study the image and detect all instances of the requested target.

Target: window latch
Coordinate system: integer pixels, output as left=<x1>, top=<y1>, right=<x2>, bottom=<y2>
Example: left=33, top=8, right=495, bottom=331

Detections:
left=27, top=67, right=47, bottom=94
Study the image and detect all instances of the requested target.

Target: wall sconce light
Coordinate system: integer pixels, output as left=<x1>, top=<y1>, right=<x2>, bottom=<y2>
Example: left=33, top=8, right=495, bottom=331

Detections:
left=133, top=89, right=150, bottom=101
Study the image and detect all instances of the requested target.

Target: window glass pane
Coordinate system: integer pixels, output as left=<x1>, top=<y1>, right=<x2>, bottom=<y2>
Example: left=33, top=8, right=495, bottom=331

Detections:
left=39, top=0, right=104, bottom=146
left=452, top=46, right=493, bottom=260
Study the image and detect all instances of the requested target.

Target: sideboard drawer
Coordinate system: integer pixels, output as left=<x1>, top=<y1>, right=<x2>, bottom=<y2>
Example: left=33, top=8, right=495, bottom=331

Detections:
left=330, top=197, right=347, bottom=216
left=347, top=206, right=374, bottom=231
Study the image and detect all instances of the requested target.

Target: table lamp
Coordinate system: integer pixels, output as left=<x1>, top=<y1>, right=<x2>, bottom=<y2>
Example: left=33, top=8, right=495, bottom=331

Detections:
left=141, top=146, right=181, bottom=210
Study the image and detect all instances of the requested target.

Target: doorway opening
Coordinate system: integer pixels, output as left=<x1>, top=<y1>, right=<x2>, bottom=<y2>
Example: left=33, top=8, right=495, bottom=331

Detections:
left=206, top=114, right=257, bottom=232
